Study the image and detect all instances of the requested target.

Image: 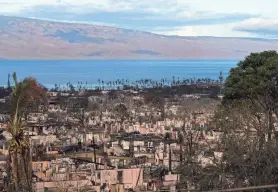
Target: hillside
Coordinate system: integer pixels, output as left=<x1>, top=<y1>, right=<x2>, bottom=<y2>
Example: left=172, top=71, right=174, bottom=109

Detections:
left=1, top=15, right=278, bottom=59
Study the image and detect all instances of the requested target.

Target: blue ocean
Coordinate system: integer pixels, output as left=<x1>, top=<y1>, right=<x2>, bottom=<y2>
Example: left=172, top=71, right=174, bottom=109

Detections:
left=0, top=60, right=238, bottom=89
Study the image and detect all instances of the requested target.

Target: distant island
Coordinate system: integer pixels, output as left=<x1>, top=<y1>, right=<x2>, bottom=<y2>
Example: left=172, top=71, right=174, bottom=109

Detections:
left=1, top=15, right=278, bottom=60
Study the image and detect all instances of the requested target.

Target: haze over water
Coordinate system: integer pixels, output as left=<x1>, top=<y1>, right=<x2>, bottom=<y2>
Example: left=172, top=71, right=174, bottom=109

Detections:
left=0, top=60, right=238, bottom=88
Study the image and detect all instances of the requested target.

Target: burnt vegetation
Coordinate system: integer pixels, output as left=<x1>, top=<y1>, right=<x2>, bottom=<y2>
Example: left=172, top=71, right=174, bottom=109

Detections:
left=1, top=51, right=278, bottom=191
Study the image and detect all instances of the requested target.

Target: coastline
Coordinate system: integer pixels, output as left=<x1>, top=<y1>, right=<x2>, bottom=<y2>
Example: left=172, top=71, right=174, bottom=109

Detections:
left=0, top=60, right=236, bottom=88
left=0, top=58, right=240, bottom=62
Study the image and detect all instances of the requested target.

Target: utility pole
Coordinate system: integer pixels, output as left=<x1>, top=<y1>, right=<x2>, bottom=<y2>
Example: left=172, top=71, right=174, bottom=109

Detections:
left=168, top=146, right=172, bottom=173
left=93, top=135, right=98, bottom=170
left=129, top=135, right=134, bottom=158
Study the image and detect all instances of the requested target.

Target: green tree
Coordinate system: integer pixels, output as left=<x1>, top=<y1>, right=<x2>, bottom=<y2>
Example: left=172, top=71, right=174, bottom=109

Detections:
left=224, top=50, right=278, bottom=140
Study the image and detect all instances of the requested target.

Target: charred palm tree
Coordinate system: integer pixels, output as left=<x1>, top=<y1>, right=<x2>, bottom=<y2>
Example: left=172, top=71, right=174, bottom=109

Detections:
left=8, top=72, right=46, bottom=191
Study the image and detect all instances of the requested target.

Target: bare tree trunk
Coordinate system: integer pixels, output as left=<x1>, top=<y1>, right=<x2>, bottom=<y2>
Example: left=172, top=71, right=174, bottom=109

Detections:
left=268, top=110, right=273, bottom=141
left=180, top=144, right=183, bottom=165
left=18, top=152, right=28, bottom=191
left=259, top=133, right=264, bottom=150
left=11, top=149, right=32, bottom=192
left=235, top=177, right=244, bottom=192
left=11, top=153, right=20, bottom=192
left=169, top=144, right=172, bottom=172
left=5, top=156, right=12, bottom=192
left=23, top=149, right=32, bottom=191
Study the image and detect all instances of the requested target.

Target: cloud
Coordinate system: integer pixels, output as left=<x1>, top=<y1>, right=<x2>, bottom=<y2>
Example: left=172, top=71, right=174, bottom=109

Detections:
left=18, top=6, right=256, bottom=31
left=233, top=18, right=278, bottom=38
left=0, top=0, right=278, bottom=37
left=0, top=0, right=258, bottom=21
left=0, top=0, right=183, bottom=14
left=153, top=23, right=253, bottom=38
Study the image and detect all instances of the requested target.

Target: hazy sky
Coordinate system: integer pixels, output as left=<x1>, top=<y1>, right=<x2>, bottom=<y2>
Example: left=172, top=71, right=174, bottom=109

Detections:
left=0, top=0, right=277, bottom=38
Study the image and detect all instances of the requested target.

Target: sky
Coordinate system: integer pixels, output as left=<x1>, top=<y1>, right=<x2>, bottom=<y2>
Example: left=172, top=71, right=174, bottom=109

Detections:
left=0, top=0, right=278, bottom=38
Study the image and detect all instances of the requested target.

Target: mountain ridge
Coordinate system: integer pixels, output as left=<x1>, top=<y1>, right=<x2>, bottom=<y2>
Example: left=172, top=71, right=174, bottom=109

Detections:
left=2, top=15, right=278, bottom=41
left=1, top=15, right=278, bottom=59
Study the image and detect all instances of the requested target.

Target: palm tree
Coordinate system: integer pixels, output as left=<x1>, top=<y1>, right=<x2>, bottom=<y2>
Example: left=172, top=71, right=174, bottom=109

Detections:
left=8, top=72, right=46, bottom=191
left=7, top=74, right=11, bottom=89
left=219, top=71, right=223, bottom=84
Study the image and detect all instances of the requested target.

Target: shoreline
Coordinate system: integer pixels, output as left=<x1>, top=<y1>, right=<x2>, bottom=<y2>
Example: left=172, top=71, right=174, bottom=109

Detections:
left=0, top=58, right=241, bottom=61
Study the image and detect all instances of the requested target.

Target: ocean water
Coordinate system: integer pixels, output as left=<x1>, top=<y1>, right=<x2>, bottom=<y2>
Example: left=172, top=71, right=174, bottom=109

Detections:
left=0, top=60, right=238, bottom=88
